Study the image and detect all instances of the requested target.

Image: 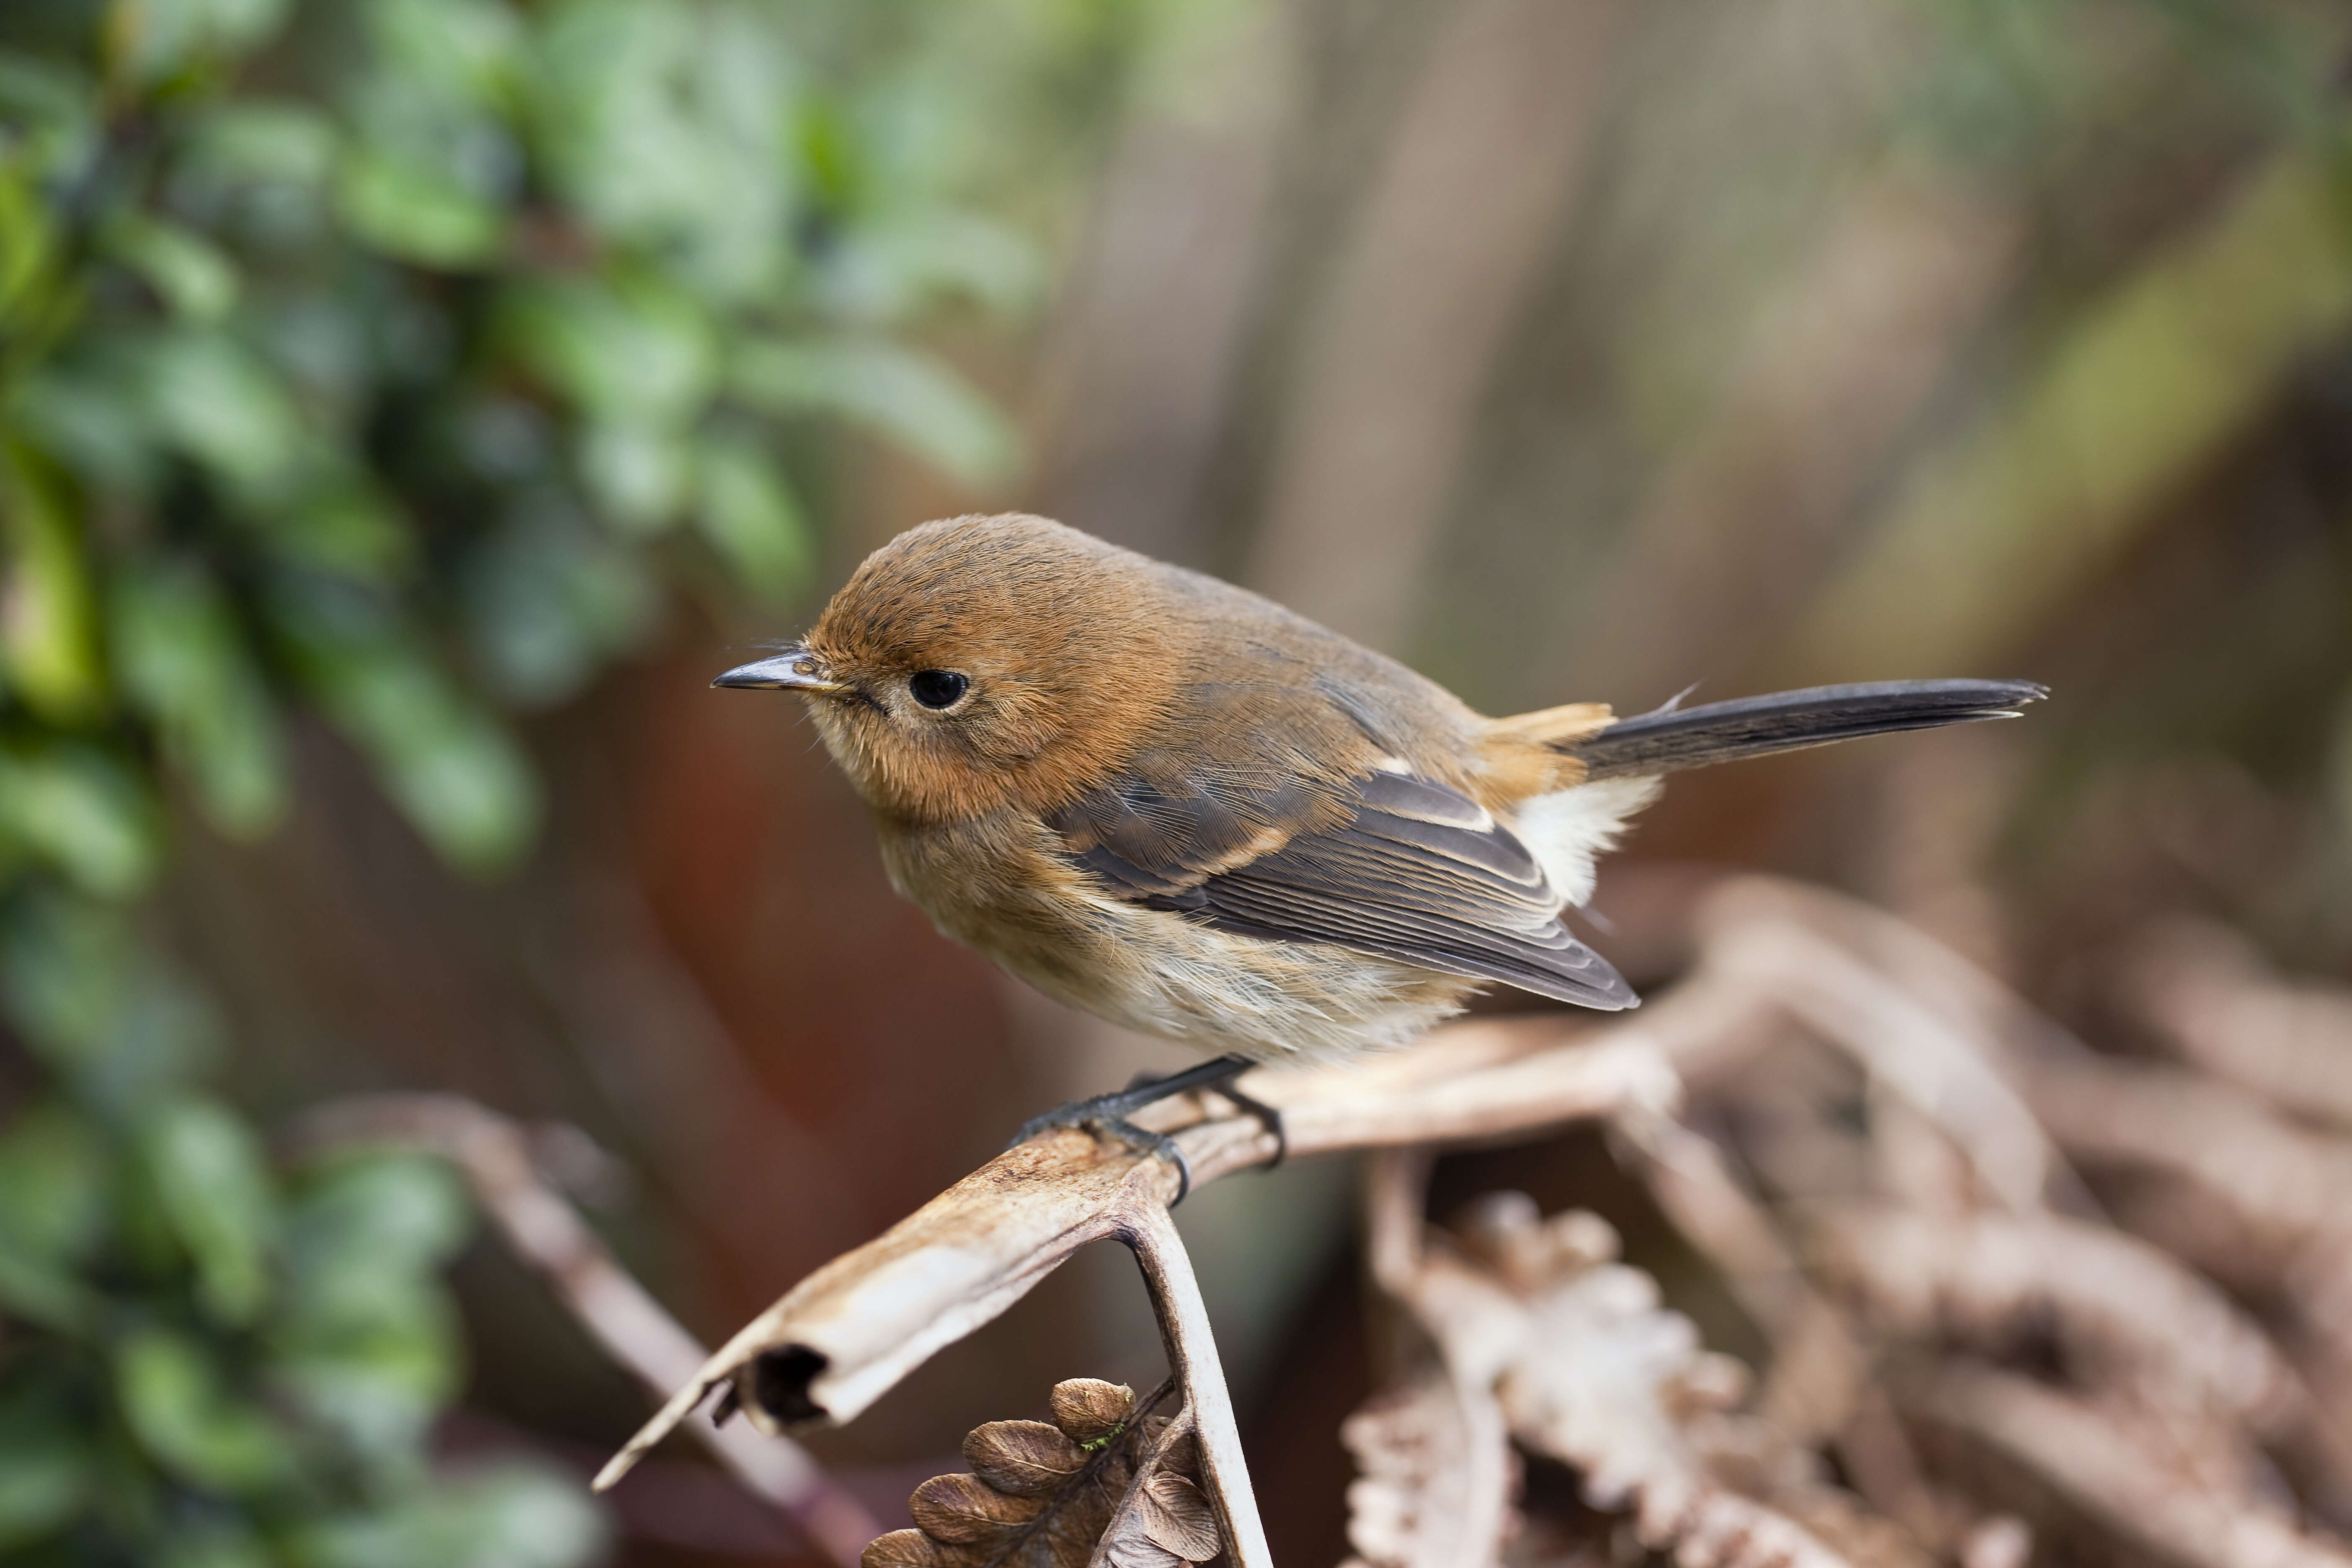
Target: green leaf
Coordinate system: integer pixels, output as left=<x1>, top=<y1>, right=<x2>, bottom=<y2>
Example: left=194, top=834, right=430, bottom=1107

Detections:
left=524, top=0, right=799, bottom=296
left=262, top=485, right=417, bottom=581
left=334, top=151, right=505, bottom=268
left=0, top=1102, right=109, bottom=1267
left=0, top=1438, right=88, bottom=1550
left=302, top=1460, right=609, bottom=1568
left=0, top=442, right=107, bottom=724
left=142, top=330, right=307, bottom=501
left=156, top=1518, right=271, bottom=1568
left=575, top=420, right=689, bottom=534
left=0, top=1378, right=91, bottom=1550
left=0, top=150, right=64, bottom=327
left=830, top=209, right=1044, bottom=321
left=15, top=361, right=166, bottom=498
left=270, top=1285, right=462, bottom=1468
left=181, top=100, right=341, bottom=193
left=140, top=1098, right=280, bottom=1325
left=284, top=1154, right=472, bottom=1312
left=364, top=0, right=522, bottom=108
left=112, top=0, right=296, bottom=84
left=274, top=1156, right=472, bottom=1468
left=111, top=562, right=290, bottom=839
left=0, top=1241, right=93, bottom=1334
left=0, top=56, right=97, bottom=174
left=273, top=593, right=539, bottom=874
left=500, top=274, right=717, bottom=425
left=0, top=892, right=222, bottom=1115
left=0, top=739, right=164, bottom=899
left=694, top=430, right=811, bottom=601
left=0, top=1099, right=108, bottom=1326
left=104, top=215, right=239, bottom=324
left=728, top=338, right=1019, bottom=487
left=459, top=505, right=657, bottom=707
left=114, top=1328, right=290, bottom=1494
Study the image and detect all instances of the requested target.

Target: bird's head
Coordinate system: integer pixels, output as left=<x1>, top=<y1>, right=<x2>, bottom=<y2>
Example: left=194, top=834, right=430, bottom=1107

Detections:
left=715, top=514, right=1188, bottom=821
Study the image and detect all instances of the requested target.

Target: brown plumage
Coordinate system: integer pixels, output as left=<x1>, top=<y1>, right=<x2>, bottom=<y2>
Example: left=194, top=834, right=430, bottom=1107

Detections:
left=717, top=513, right=2044, bottom=1065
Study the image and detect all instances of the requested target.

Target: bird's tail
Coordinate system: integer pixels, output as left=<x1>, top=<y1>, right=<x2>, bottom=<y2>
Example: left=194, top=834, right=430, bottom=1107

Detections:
left=1565, top=679, right=2047, bottom=781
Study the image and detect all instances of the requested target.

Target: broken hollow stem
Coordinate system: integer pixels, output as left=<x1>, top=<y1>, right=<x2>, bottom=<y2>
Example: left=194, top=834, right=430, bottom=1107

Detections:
left=589, top=1006, right=1694, bottom=1534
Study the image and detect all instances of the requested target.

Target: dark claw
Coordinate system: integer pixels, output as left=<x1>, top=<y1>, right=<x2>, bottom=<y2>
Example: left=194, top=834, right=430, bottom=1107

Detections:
left=1007, top=1055, right=1266, bottom=1204
left=1218, top=1081, right=1287, bottom=1170
left=1008, top=1104, right=1195, bottom=1203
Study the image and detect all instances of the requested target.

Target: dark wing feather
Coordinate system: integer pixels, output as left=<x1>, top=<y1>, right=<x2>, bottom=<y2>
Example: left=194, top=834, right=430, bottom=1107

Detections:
left=1057, top=769, right=1634, bottom=1011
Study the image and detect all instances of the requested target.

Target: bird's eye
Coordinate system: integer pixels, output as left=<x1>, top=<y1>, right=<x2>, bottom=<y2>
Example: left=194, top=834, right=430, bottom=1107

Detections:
left=908, top=670, right=969, bottom=709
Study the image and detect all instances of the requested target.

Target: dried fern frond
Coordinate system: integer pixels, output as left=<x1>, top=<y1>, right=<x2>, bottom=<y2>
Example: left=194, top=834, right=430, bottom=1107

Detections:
left=1340, top=1369, right=1520, bottom=1568
left=1093, top=1413, right=1226, bottom=1568
left=863, top=1377, right=1222, bottom=1568
left=1362, top=1164, right=1930, bottom=1568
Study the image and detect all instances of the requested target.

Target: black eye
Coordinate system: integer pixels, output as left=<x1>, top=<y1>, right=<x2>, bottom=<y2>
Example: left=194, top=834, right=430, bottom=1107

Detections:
left=908, top=670, right=968, bottom=709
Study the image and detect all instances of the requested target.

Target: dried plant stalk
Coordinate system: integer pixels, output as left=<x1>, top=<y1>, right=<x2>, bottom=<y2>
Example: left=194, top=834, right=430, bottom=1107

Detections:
left=1908, top=1367, right=2352, bottom=1568
left=293, top=1094, right=883, bottom=1564
left=1806, top=1204, right=2299, bottom=1432
left=595, top=1013, right=1686, bottom=1496
left=2117, top=918, right=2352, bottom=1127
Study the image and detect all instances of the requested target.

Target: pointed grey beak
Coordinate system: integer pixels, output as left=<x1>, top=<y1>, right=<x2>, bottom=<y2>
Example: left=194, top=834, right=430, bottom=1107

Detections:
left=712, top=645, right=849, bottom=693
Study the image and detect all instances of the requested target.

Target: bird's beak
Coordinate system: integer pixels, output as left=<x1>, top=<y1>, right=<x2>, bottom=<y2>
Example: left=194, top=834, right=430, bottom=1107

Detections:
left=712, top=645, right=850, bottom=694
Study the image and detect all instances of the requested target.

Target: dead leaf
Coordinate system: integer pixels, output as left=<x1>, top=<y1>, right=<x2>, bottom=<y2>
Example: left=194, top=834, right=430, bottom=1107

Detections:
left=863, top=1531, right=945, bottom=1568
left=1092, top=1411, right=1227, bottom=1568
left=1137, top=1472, right=1220, bottom=1560
left=1053, top=1380, right=1140, bottom=1445
left=867, top=1378, right=1174, bottom=1568
left=970, top=1421, right=1091, bottom=1495
left=910, top=1473, right=1046, bottom=1543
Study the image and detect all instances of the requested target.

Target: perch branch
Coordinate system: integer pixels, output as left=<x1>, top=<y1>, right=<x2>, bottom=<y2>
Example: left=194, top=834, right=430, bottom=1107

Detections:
left=592, top=1008, right=1686, bottom=1498
left=289, top=1094, right=883, bottom=1565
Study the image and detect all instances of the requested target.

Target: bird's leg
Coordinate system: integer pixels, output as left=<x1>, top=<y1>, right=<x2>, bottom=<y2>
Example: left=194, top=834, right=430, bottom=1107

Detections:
left=1123, top=1057, right=1287, bottom=1171
left=1008, top=1055, right=1283, bottom=1203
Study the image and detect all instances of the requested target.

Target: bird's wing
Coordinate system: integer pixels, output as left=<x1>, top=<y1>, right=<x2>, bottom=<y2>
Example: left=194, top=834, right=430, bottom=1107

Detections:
left=1051, top=763, right=1635, bottom=1011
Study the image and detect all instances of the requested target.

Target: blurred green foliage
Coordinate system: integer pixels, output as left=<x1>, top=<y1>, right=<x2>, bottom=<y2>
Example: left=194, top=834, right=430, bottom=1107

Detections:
left=0, top=0, right=1106, bottom=1560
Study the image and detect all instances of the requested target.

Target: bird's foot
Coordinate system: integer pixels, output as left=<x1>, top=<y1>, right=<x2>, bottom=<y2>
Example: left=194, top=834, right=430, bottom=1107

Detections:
left=1010, top=1102, right=1197, bottom=1202
left=1215, top=1078, right=1287, bottom=1171
left=1006, top=1055, right=1284, bottom=1203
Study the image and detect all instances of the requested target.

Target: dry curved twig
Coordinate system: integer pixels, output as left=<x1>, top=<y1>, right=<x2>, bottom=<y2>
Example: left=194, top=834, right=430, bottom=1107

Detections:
left=290, top=1093, right=885, bottom=1564
left=591, top=1009, right=1690, bottom=1561
left=1807, top=1202, right=2304, bottom=1444
left=2116, top=918, right=2352, bottom=1128
left=1906, top=1366, right=2352, bottom=1568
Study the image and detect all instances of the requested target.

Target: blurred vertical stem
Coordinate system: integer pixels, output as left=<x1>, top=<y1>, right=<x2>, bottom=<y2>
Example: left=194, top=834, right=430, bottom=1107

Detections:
left=1779, top=144, right=2352, bottom=678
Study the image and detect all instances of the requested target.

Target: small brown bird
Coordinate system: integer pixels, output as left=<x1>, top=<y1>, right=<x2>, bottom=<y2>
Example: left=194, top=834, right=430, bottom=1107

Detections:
left=717, top=513, right=2042, bottom=1185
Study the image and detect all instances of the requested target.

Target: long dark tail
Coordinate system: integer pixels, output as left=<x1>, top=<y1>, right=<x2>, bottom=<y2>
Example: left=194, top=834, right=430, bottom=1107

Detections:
left=1569, top=679, right=2047, bottom=781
